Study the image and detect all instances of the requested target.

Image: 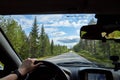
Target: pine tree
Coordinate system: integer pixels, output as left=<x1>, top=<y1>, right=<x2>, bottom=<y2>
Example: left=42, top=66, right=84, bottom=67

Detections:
left=51, top=40, right=54, bottom=55
left=29, top=16, right=39, bottom=57
left=39, top=25, right=50, bottom=56
left=19, top=30, right=29, bottom=59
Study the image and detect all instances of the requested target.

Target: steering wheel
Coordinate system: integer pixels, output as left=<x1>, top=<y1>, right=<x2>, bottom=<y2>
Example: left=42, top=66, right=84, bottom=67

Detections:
left=25, top=60, right=69, bottom=80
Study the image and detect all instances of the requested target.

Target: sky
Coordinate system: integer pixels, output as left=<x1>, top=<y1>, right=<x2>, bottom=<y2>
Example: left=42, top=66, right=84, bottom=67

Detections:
left=9, top=14, right=96, bottom=48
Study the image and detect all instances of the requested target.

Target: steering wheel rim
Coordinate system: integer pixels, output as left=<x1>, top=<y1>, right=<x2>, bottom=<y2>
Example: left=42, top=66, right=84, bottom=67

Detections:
left=25, top=60, right=69, bottom=80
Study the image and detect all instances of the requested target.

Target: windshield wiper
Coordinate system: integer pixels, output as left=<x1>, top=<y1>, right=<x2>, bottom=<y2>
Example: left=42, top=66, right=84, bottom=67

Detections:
left=57, top=61, right=98, bottom=67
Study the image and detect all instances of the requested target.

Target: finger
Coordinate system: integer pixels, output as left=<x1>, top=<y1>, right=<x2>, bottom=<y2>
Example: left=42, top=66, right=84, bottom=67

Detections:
left=34, top=62, right=43, bottom=67
left=28, top=58, right=39, bottom=63
left=28, top=58, right=37, bottom=60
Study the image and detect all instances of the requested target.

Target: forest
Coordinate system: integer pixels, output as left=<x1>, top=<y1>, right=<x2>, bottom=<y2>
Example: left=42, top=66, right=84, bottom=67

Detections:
left=0, top=16, right=68, bottom=59
left=73, top=19, right=120, bottom=66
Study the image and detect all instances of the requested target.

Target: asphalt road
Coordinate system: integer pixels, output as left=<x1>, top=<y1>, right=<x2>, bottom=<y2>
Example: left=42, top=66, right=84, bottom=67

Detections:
left=46, top=51, right=92, bottom=63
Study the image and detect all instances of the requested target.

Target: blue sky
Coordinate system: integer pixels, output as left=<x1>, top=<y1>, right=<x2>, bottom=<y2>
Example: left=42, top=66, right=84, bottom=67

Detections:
left=10, top=14, right=96, bottom=48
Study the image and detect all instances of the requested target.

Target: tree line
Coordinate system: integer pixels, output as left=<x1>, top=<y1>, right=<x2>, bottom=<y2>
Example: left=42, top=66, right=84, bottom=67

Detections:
left=0, top=16, right=68, bottom=59
left=73, top=18, right=120, bottom=65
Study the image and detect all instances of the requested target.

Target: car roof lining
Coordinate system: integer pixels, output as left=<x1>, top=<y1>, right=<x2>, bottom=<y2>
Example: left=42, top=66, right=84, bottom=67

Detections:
left=0, top=0, right=120, bottom=14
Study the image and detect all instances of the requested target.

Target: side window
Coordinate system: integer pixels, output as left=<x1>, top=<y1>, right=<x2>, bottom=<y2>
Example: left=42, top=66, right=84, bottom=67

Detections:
left=0, top=61, right=4, bottom=70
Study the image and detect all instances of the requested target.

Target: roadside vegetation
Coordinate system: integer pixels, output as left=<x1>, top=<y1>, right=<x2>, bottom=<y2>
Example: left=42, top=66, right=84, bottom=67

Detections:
left=0, top=16, right=69, bottom=59
left=72, top=37, right=120, bottom=67
left=72, top=18, right=120, bottom=67
left=76, top=50, right=113, bottom=67
left=72, top=38, right=120, bottom=67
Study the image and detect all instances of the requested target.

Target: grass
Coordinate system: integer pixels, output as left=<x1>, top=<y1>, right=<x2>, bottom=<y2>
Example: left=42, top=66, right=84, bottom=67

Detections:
left=77, top=51, right=113, bottom=67
left=38, top=55, right=56, bottom=60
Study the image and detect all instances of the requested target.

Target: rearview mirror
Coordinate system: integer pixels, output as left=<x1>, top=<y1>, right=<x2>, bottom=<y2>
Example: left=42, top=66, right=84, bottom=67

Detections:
left=80, top=24, right=120, bottom=40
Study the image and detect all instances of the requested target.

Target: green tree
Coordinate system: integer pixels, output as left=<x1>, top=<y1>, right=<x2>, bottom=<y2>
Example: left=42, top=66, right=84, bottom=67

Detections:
left=0, top=16, right=13, bottom=32
left=0, top=17, right=29, bottom=59
left=5, top=19, right=21, bottom=53
left=19, top=30, right=29, bottom=59
left=29, top=16, right=39, bottom=57
left=39, top=25, right=50, bottom=56
left=51, top=40, right=54, bottom=55
left=73, top=41, right=81, bottom=52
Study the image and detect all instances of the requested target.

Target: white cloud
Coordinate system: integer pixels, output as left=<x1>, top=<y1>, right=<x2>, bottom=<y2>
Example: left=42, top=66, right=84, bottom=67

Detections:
left=44, top=19, right=89, bottom=29
left=50, top=35, right=80, bottom=48
left=52, top=35, right=80, bottom=44
left=45, top=27, right=58, bottom=33
left=11, top=14, right=94, bottom=31
left=35, top=14, right=63, bottom=23
left=45, top=20, right=71, bottom=27
left=38, top=27, right=66, bottom=37
left=57, top=36, right=79, bottom=43
left=50, top=31, right=66, bottom=37
left=11, top=15, right=33, bottom=30
left=8, top=14, right=95, bottom=48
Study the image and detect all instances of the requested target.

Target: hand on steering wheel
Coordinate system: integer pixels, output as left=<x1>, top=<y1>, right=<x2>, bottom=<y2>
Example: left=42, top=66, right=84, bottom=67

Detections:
left=25, top=60, right=69, bottom=80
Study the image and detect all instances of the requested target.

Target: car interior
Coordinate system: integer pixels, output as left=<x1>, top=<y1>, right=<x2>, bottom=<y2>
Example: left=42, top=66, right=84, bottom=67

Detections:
left=0, top=0, right=120, bottom=80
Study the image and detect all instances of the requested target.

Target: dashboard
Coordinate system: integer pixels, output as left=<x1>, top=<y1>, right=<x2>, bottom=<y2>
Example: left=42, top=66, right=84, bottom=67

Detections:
left=60, top=66, right=120, bottom=80
left=24, top=61, right=120, bottom=80
left=79, top=68, right=113, bottom=80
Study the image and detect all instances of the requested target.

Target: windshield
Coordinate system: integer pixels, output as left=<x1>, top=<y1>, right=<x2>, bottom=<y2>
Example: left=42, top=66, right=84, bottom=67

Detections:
left=0, top=14, right=117, bottom=67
